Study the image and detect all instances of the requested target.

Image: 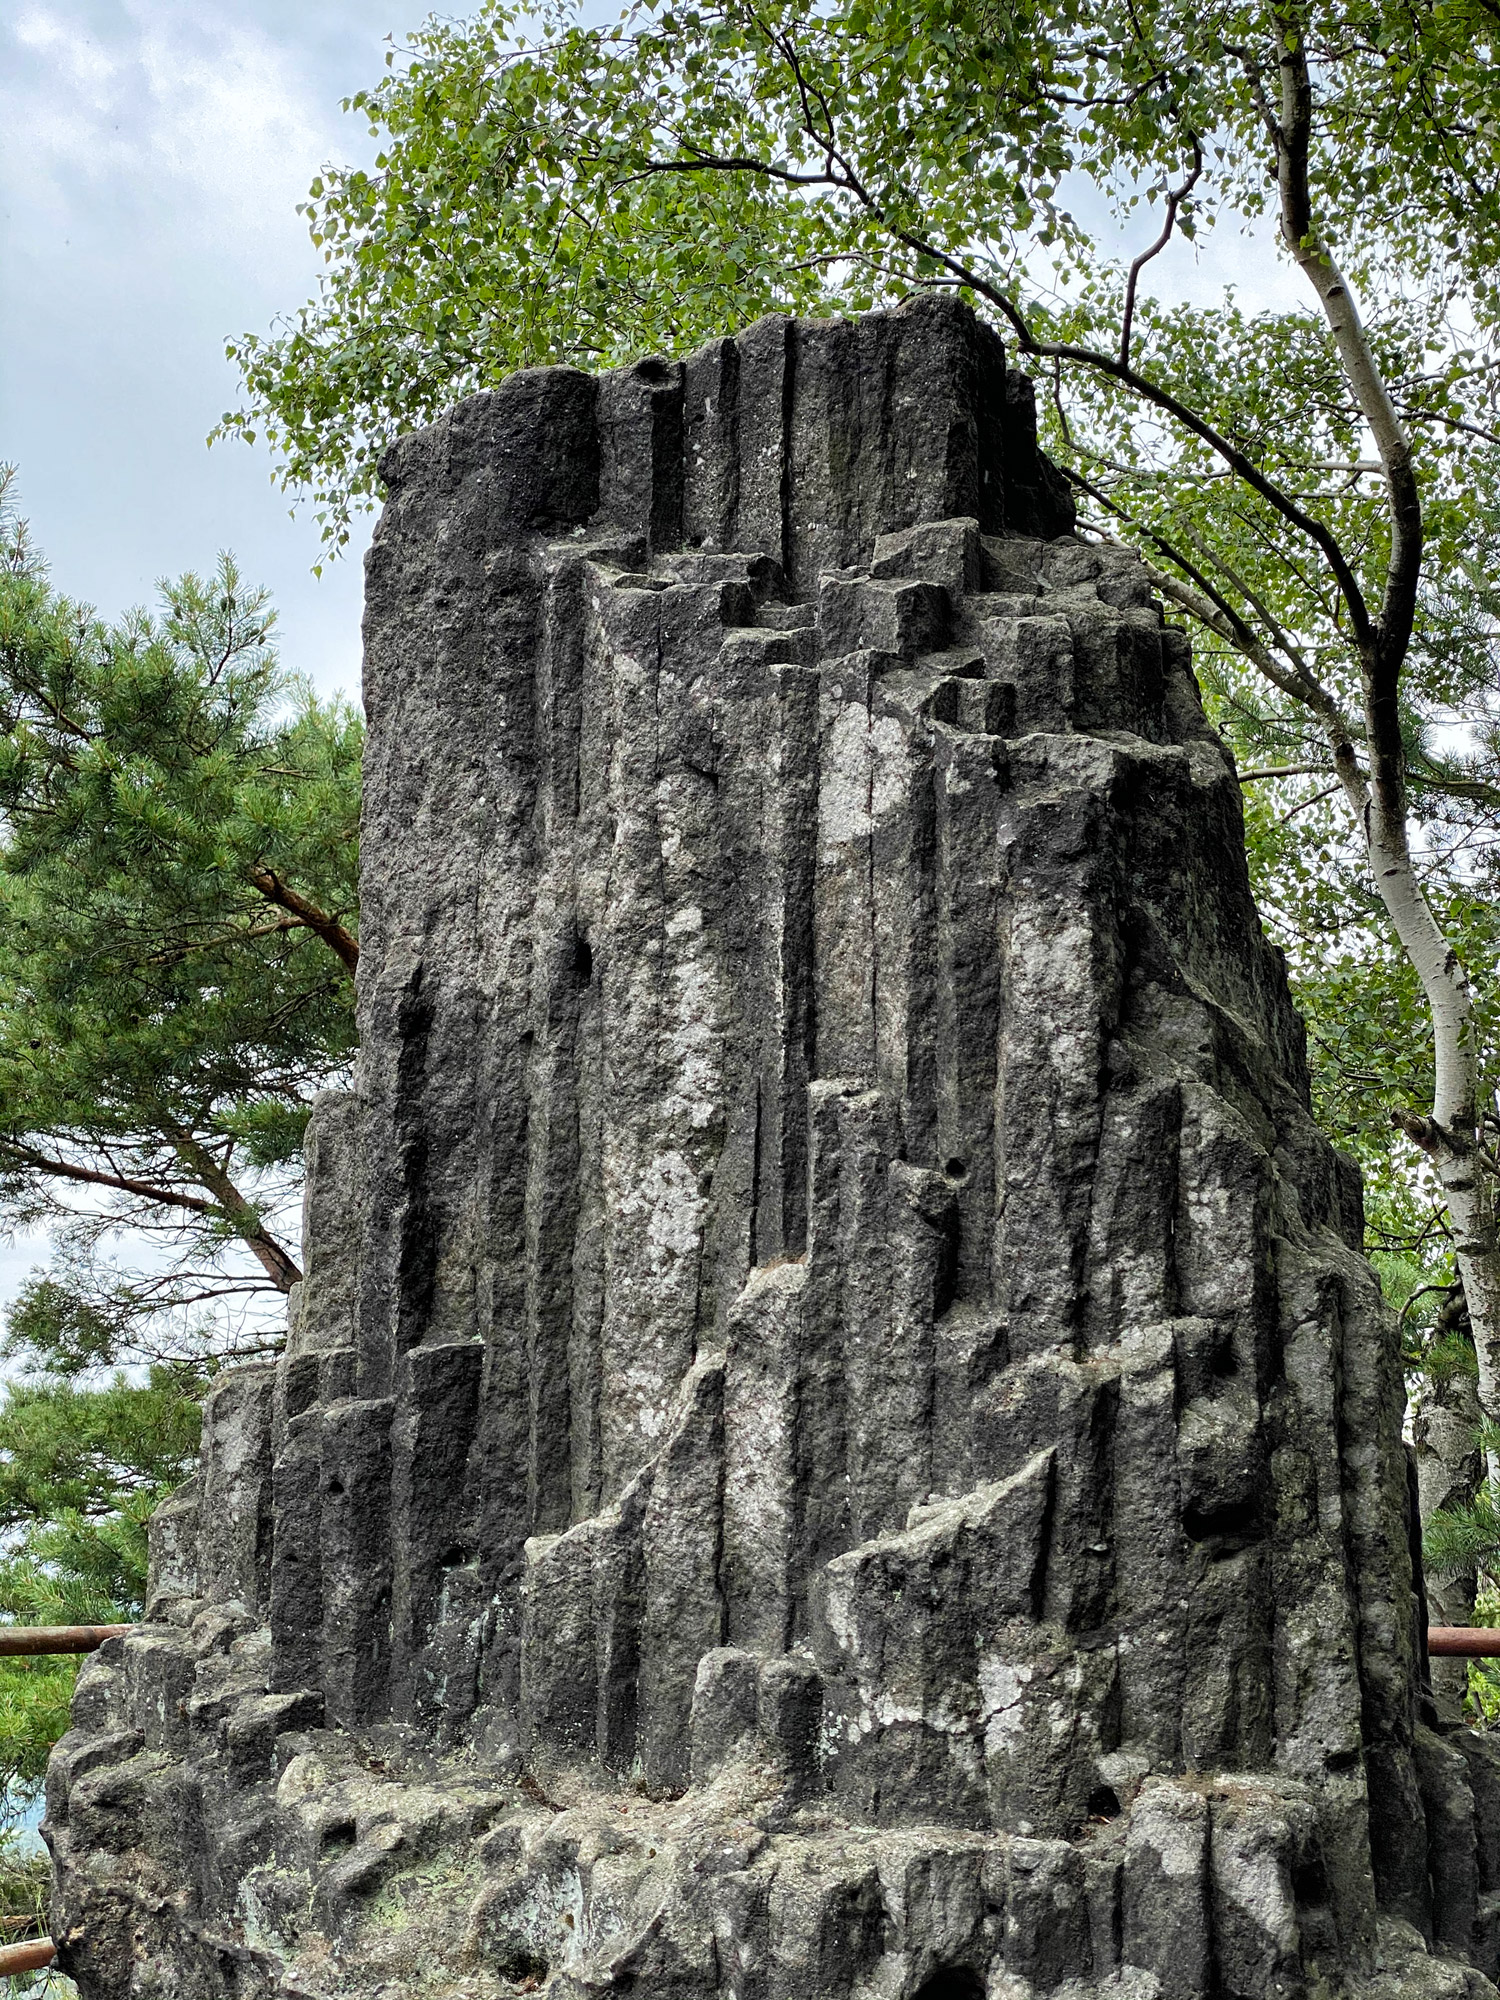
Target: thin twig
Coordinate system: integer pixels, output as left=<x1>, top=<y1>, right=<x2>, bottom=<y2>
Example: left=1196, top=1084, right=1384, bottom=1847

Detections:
left=1120, top=139, right=1203, bottom=370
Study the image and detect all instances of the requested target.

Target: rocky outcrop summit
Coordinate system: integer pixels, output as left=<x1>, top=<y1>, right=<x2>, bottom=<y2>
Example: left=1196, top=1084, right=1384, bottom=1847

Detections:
left=44, top=297, right=1500, bottom=1999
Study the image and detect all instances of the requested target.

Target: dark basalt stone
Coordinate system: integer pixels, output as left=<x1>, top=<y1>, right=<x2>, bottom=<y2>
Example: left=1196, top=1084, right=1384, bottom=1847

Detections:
left=46, top=296, right=1500, bottom=2000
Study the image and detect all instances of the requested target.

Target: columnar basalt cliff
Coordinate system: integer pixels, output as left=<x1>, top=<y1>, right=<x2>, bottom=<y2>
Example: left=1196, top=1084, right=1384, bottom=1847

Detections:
left=45, top=298, right=1500, bottom=2000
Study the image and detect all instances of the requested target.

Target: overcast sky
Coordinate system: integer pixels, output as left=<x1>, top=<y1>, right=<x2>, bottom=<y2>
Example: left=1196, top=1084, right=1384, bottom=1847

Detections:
left=1, top=0, right=395, bottom=689
left=0, top=0, right=402, bottom=1318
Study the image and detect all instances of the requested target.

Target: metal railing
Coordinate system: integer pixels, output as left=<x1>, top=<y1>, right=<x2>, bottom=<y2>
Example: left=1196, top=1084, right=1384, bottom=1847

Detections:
left=0, top=1629, right=128, bottom=1661
left=1428, top=1627, right=1500, bottom=1656
left=0, top=1942, right=52, bottom=1978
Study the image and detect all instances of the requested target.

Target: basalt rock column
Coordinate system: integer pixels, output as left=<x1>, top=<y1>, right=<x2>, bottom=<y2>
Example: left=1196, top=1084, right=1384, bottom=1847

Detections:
left=45, top=296, right=1500, bottom=2000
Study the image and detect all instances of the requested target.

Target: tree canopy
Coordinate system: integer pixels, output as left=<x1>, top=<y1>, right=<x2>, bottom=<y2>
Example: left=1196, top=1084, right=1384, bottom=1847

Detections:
left=0, top=484, right=361, bottom=1363
left=219, top=0, right=1500, bottom=547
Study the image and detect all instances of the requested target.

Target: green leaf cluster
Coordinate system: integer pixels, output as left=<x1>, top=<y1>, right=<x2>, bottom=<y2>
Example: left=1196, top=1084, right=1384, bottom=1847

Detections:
left=216, top=0, right=1500, bottom=547
left=213, top=0, right=1115, bottom=546
left=1427, top=1484, right=1500, bottom=1583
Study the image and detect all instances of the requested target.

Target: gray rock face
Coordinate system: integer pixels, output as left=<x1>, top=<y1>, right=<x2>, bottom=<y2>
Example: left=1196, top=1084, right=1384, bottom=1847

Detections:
left=45, top=296, right=1500, bottom=2000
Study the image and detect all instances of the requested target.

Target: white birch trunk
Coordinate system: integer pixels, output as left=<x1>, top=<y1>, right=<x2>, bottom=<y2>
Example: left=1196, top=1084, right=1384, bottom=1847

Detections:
left=1362, top=800, right=1500, bottom=1489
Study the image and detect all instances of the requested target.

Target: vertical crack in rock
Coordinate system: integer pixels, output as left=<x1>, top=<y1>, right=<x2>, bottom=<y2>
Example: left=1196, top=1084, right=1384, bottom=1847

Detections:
left=46, top=295, right=1500, bottom=2000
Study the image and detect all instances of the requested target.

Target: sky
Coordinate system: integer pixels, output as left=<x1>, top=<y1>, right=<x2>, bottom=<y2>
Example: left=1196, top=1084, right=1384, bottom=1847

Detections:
left=0, top=0, right=401, bottom=1318
left=1, top=0, right=394, bottom=689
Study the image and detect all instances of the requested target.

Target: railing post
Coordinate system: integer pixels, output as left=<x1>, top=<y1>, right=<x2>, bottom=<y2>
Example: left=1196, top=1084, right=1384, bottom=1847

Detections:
left=0, top=1626, right=130, bottom=1659
left=0, top=1940, right=55, bottom=1977
left=1427, top=1627, right=1500, bottom=1656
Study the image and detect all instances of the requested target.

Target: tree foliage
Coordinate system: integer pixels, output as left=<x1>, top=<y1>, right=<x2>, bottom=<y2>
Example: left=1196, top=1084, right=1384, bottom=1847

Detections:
left=218, top=0, right=1500, bottom=545
left=0, top=480, right=362, bottom=1354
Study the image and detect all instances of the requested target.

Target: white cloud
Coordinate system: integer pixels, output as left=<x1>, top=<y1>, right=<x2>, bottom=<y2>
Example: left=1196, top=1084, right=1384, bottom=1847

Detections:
left=0, top=0, right=384, bottom=668
left=5, top=0, right=347, bottom=284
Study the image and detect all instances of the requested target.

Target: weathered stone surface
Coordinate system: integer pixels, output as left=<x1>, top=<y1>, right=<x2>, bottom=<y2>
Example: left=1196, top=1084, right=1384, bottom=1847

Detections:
left=47, top=295, right=1500, bottom=1999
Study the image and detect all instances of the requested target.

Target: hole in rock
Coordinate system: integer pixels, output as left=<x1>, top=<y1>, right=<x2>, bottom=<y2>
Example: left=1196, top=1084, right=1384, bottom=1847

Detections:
left=1183, top=1497, right=1261, bottom=1549
left=573, top=936, right=594, bottom=983
left=321, top=1818, right=356, bottom=1857
left=1292, top=1851, right=1329, bottom=1909
left=1087, top=1785, right=1122, bottom=1820
left=944, top=1158, right=967, bottom=1180
left=912, top=1967, right=985, bottom=2000
left=493, top=1940, right=550, bottom=1985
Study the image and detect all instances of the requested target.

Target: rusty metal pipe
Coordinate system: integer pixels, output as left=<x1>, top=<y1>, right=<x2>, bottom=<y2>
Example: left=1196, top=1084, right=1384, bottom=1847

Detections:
left=0, top=1939, right=54, bottom=1976
left=0, top=1625, right=130, bottom=1657
left=1428, top=1626, right=1500, bottom=1656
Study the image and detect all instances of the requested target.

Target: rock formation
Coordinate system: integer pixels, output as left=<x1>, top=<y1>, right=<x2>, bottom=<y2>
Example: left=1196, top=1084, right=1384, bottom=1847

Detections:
left=44, top=297, right=1500, bottom=2000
